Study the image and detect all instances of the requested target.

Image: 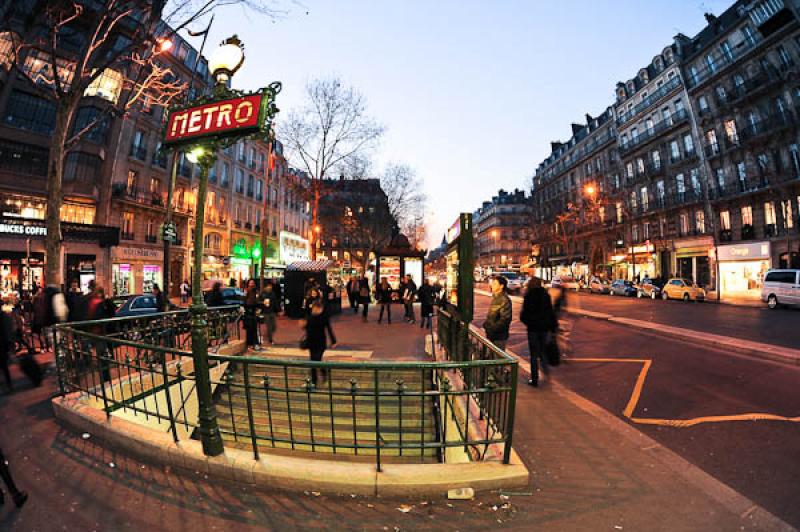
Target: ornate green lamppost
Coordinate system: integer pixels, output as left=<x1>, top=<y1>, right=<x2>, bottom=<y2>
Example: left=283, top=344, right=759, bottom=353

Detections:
left=162, top=35, right=280, bottom=456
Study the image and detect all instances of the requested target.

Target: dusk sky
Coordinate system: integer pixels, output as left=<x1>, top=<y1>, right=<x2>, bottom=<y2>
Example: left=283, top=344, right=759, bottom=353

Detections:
left=186, top=0, right=733, bottom=247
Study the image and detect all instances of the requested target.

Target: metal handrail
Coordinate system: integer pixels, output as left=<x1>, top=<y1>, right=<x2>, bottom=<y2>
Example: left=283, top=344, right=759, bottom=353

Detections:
left=54, top=307, right=519, bottom=469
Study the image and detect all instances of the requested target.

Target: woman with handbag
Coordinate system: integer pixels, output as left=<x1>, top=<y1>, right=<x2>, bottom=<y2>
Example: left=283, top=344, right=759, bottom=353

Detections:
left=520, top=277, right=557, bottom=387
left=303, top=300, right=337, bottom=386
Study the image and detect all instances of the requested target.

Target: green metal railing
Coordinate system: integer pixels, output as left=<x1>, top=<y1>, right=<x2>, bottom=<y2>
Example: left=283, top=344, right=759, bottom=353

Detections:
left=55, top=307, right=519, bottom=469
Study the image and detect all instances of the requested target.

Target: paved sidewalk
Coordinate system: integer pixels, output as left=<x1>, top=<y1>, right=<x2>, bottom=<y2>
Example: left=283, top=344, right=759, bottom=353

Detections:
left=0, top=311, right=793, bottom=530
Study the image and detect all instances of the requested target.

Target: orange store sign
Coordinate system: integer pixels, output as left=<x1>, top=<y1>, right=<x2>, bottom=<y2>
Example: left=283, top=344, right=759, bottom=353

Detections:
left=163, top=93, right=265, bottom=146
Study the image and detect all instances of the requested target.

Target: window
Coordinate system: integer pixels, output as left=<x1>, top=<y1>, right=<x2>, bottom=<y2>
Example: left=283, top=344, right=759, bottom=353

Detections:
left=670, top=140, right=680, bottom=160
left=777, top=45, right=792, bottom=68
left=72, top=106, right=109, bottom=144
left=716, top=167, right=726, bottom=189
left=716, top=85, right=727, bottom=102
left=235, top=168, right=244, bottom=193
left=149, top=177, right=160, bottom=195
left=698, top=95, right=709, bottom=112
left=646, top=118, right=654, bottom=134
left=680, top=213, right=689, bottom=234
left=221, top=163, right=230, bottom=187
left=122, top=212, right=135, bottom=236
left=720, top=210, right=731, bottom=231
left=651, top=150, right=661, bottom=169
left=683, top=134, right=694, bottom=155
left=642, top=222, right=650, bottom=239
left=126, top=170, right=138, bottom=195
left=84, top=68, right=122, bottom=103
left=630, top=190, right=637, bottom=209
left=626, top=162, right=634, bottom=179
left=725, top=119, right=739, bottom=143
left=4, top=90, right=56, bottom=134
left=765, top=201, right=777, bottom=225
left=695, top=210, right=705, bottom=233
left=146, top=218, right=155, bottom=238
left=690, top=168, right=701, bottom=195
left=705, top=54, right=716, bottom=73
left=674, top=99, right=685, bottom=113
left=757, top=153, right=769, bottom=171
left=676, top=173, right=686, bottom=193
left=247, top=174, right=254, bottom=197
left=22, top=49, right=75, bottom=88
left=781, top=199, right=794, bottom=229
left=689, top=65, right=699, bottom=85
left=706, top=129, right=718, bottom=152
left=741, top=205, right=753, bottom=226
left=640, top=186, right=649, bottom=210
left=765, top=271, right=797, bottom=283
left=621, top=133, right=628, bottom=147
left=60, top=203, right=96, bottom=225
left=656, top=180, right=665, bottom=202
left=64, top=152, right=100, bottom=184
left=636, top=158, right=645, bottom=173
left=616, top=201, right=623, bottom=223
left=632, top=224, right=639, bottom=242
left=662, top=107, right=672, bottom=125
left=721, top=40, right=733, bottom=61
left=631, top=127, right=639, bottom=142
left=790, top=144, right=800, bottom=177
left=256, top=179, right=264, bottom=201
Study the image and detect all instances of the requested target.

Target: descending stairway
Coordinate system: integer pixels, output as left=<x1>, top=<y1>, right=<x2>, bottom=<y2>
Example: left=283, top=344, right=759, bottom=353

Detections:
left=215, top=361, right=442, bottom=464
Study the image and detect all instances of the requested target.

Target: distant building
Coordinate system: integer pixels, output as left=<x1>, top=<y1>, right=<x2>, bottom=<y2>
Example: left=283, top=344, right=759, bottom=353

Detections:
left=474, top=189, right=532, bottom=271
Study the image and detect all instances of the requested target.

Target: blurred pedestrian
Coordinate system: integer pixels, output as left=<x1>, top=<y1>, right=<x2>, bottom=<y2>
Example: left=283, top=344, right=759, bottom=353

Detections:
left=152, top=283, right=166, bottom=312
left=402, top=275, right=417, bottom=324
left=0, top=445, right=28, bottom=508
left=520, top=277, right=557, bottom=387
left=180, top=279, right=190, bottom=305
left=376, top=277, right=392, bottom=324
left=261, top=282, right=278, bottom=344
left=205, top=281, right=224, bottom=307
left=0, top=303, right=13, bottom=393
left=357, top=274, right=371, bottom=322
left=86, top=286, right=114, bottom=382
left=483, top=275, right=511, bottom=350
left=243, top=279, right=262, bottom=350
left=347, top=275, right=360, bottom=314
left=65, top=279, right=85, bottom=323
left=418, top=278, right=434, bottom=329
left=303, top=300, right=337, bottom=386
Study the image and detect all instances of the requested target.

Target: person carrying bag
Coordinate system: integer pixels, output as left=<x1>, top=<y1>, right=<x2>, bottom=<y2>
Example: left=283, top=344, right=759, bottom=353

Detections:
left=520, top=277, right=557, bottom=387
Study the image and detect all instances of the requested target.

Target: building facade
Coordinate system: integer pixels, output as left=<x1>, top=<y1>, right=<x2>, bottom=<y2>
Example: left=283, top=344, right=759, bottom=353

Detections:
left=530, top=0, right=800, bottom=300
left=474, top=189, right=532, bottom=273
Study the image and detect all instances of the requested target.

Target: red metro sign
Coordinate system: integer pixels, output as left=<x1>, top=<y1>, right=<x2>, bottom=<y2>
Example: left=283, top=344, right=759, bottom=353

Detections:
left=163, top=92, right=266, bottom=146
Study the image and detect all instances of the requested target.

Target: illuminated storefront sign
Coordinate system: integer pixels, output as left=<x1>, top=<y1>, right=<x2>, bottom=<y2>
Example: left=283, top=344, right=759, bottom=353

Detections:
left=279, top=231, right=309, bottom=264
left=717, top=242, right=770, bottom=261
left=163, top=92, right=266, bottom=146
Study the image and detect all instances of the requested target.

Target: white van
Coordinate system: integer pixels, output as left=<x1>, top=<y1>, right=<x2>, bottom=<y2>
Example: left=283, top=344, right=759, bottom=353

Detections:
left=761, top=269, right=800, bottom=309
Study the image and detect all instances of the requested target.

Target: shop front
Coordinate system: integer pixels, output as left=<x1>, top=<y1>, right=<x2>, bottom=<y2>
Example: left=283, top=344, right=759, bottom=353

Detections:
left=609, top=243, right=656, bottom=281
left=111, top=246, right=163, bottom=296
left=674, top=236, right=714, bottom=287
left=279, top=231, right=310, bottom=265
left=718, top=241, right=771, bottom=300
left=0, top=215, right=117, bottom=295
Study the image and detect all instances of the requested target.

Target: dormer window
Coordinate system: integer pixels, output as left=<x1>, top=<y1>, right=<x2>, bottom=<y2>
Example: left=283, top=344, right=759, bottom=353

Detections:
left=654, top=57, right=663, bottom=71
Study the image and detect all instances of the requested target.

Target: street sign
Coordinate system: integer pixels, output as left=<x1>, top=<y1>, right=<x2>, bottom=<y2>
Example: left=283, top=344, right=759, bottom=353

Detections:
left=161, top=222, right=177, bottom=244
left=163, top=92, right=268, bottom=147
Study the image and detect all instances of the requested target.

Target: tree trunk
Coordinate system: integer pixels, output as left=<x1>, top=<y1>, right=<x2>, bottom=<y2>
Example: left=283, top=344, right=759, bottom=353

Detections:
left=45, top=98, right=76, bottom=288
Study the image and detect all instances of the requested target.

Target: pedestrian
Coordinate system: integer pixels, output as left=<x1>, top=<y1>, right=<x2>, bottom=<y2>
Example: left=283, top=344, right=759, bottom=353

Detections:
left=483, top=275, right=512, bottom=350
left=152, top=283, right=166, bottom=312
left=65, top=279, right=85, bottom=323
left=205, top=281, right=225, bottom=307
left=32, top=284, right=67, bottom=352
left=402, top=274, right=417, bottom=324
left=86, top=286, right=114, bottom=382
left=346, top=275, right=360, bottom=314
left=520, top=277, right=557, bottom=387
left=0, top=303, right=13, bottom=393
left=376, top=277, right=392, bottom=324
left=0, top=445, right=28, bottom=508
left=418, top=278, right=435, bottom=329
left=303, top=299, right=337, bottom=386
left=260, top=282, right=278, bottom=344
left=357, top=274, right=371, bottom=322
left=180, top=279, right=190, bottom=305
left=243, top=279, right=262, bottom=350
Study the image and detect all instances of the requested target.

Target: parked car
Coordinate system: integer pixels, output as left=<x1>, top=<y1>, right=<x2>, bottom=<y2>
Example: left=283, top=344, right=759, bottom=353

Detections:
left=661, top=278, right=705, bottom=302
left=588, top=277, right=611, bottom=294
left=552, top=275, right=581, bottom=291
left=761, top=269, right=800, bottom=309
left=500, top=272, right=525, bottom=293
left=115, top=294, right=161, bottom=317
left=203, top=287, right=246, bottom=307
left=610, top=280, right=637, bottom=297
left=637, top=278, right=665, bottom=299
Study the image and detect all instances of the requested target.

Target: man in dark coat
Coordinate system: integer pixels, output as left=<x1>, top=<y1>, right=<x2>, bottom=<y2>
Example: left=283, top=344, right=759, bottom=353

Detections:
left=401, top=275, right=417, bottom=324
left=376, top=277, right=393, bottom=324
left=346, top=276, right=360, bottom=314
left=483, top=275, right=512, bottom=350
left=357, top=274, right=371, bottom=322
left=417, top=278, right=435, bottom=330
left=520, top=277, right=557, bottom=387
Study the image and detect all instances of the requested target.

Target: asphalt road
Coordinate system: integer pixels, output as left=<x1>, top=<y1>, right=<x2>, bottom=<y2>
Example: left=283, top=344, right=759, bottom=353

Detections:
left=474, top=292, right=800, bottom=528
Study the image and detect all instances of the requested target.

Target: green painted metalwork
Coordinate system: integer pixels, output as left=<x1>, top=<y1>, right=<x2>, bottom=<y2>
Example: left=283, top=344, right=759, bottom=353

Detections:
left=54, top=306, right=519, bottom=467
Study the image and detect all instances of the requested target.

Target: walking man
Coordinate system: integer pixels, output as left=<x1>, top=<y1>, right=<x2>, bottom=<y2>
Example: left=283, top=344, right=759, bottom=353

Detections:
left=261, top=282, right=278, bottom=344
left=520, top=277, right=557, bottom=387
left=483, top=275, right=512, bottom=350
left=402, top=274, right=417, bottom=324
left=376, top=277, right=392, bottom=324
left=417, top=277, right=435, bottom=329
left=347, top=276, right=360, bottom=314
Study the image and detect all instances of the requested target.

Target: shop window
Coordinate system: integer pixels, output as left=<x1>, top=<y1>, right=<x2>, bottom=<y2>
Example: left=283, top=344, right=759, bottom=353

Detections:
left=0, top=139, right=48, bottom=177
left=84, top=68, right=122, bottom=103
left=22, top=49, right=75, bottom=88
left=1, top=194, right=46, bottom=219
left=4, top=90, right=56, bottom=134
left=63, top=152, right=101, bottom=184
left=60, top=203, right=96, bottom=225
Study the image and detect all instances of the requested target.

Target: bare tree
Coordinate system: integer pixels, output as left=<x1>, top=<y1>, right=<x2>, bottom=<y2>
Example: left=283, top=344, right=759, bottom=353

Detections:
left=381, top=163, right=427, bottom=247
left=2, top=0, right=282, bottom=286
left=280, top=77, right=385, bottom=257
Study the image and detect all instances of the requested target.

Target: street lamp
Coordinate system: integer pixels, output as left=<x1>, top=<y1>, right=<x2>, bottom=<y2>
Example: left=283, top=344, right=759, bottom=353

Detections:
left=208, top=35, right=245, bottom=87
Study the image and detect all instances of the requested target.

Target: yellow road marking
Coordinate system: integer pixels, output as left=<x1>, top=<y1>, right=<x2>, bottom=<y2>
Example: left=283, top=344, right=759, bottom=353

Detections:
left=567, top=357, right=800, bottom=427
